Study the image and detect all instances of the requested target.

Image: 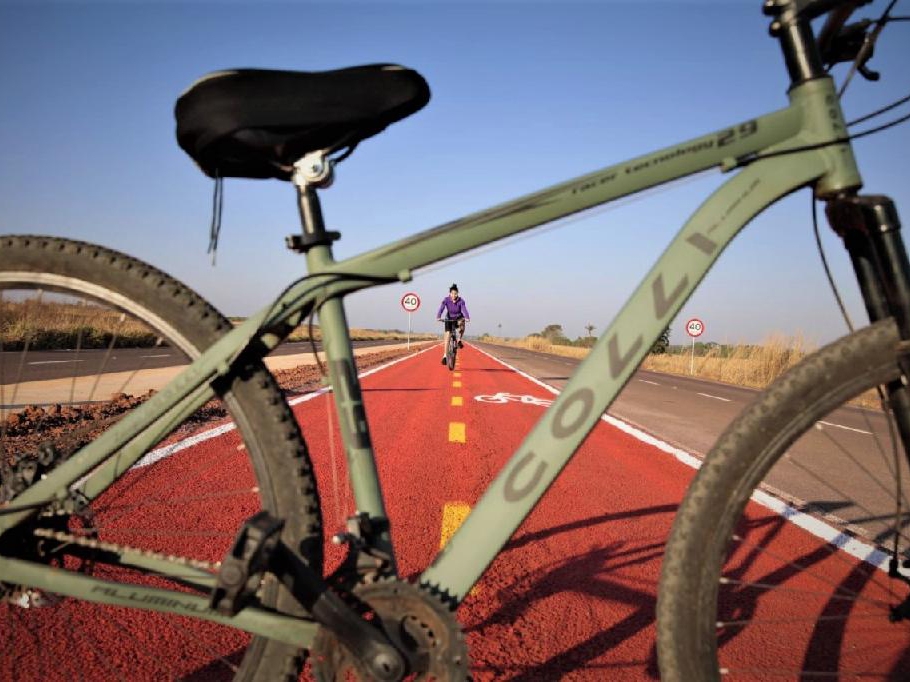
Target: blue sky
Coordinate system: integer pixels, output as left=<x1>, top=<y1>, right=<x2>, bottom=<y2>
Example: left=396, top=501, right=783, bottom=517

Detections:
left=1, top=1, right=908, bottom=346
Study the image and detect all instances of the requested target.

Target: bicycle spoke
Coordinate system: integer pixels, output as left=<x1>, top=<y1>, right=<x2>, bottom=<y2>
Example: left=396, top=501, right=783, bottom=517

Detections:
left=719, top=576, right=892, bottom=609
left=98, top=486, right=260, bottom=516
left=720, top=611, right=889, bottom=628
left=811, top=420, right=910, bottom=528
left=85, top=313, right=128, bottom=403
left=720, top=666, right=893, bottom=677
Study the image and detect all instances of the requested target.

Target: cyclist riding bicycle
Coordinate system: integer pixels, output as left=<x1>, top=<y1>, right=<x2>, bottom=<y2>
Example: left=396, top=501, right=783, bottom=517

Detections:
left=436, top=283, right=470, bottom=365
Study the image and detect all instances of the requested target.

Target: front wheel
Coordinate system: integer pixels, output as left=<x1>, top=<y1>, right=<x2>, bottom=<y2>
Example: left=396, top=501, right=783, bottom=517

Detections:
left=446, top=336, right=457, bottom=371
left=0, top=235, right=323, bottom=681
left=658, top=319, right=910, bottom=680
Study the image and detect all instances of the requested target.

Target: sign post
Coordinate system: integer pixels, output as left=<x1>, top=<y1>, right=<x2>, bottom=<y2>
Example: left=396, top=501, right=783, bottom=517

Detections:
left=400, top=292, right=421, bottom=349
left=686, top=317, right=704, bottom=375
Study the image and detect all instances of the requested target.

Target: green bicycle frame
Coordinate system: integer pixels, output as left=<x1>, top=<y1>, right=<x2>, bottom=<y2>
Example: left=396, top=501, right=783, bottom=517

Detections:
left=0, top=75, right=862, bottom=641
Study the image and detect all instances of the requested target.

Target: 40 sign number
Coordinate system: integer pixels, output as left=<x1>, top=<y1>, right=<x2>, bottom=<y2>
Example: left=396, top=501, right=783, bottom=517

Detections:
left=401, top=293, right=421, bottom=313
left=686, top=318, right=705, bottom=338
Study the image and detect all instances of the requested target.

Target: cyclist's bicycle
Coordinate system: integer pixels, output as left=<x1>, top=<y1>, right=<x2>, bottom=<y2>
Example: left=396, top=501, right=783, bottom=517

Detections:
left=441, top=318, right=462, bottom=371
left=2, top=1, right=910, bottom=679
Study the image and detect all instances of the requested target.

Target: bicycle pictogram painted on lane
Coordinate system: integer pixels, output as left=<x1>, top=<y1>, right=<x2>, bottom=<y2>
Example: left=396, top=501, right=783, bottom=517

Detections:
left=474, top=392, right=553, bottom=408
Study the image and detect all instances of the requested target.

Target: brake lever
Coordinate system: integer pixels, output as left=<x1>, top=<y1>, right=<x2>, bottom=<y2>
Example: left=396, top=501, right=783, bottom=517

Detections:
left=858, top=54, right=881, bottom=81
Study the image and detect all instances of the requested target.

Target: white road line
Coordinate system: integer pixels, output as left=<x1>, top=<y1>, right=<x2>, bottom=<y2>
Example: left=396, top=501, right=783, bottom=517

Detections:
left=639, top=379, right=660, bottom=386
left=697, top=392, right=731, bottom=402
left=131, top=344, right=436, bottom=469
left=473, top=344, right=890, bottom=573
left=141, top=354, right=172, bottom=359
left=27, top=360, right=84, bottom=365
left=818, top=420, right=872, bottom=435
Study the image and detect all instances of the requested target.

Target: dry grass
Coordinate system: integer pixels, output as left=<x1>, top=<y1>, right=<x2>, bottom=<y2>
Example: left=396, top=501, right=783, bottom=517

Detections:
left=641, top=334, right=814, bottom=390
left=284, top=324, right=436, bottom=343
left=1, top=299, right=436, bottom=351
left=2, top=299, right=158, bottom=350
left=487, top=335, right=591, bottom=359
left=482, top=333, right=881, bottom=409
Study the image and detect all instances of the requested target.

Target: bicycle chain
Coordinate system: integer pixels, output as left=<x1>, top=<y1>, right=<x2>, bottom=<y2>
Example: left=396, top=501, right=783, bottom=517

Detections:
left=30, top=527, right=221, bottom=572
left=2, top=444, right=219, bottom=574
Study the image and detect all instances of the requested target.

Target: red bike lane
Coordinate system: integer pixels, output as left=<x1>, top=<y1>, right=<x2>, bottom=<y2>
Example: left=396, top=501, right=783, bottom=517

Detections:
left=8, top=342, right=909, bottom=680
left=295, top=343, right=909, bottom=680
left=286, top=343, right=683, bottom=678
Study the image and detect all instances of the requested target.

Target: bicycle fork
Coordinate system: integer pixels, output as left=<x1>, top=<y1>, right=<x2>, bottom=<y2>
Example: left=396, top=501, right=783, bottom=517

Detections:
left=828, top=193, right=910, bottom=619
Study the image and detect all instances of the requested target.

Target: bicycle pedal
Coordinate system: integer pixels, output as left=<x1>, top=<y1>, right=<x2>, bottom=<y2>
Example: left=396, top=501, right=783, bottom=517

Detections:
left=210, top=511, right=284, bottom=616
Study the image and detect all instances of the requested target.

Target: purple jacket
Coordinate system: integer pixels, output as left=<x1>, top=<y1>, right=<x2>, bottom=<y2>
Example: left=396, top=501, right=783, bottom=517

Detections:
left=437, top=296, right=470, bottom=320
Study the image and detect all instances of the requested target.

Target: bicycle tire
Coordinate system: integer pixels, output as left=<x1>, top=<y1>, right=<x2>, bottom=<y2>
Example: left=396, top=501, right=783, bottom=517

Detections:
left=657, top=318, right=910, bottom=680
left=0, top=235, right=322, bottom=681
left=447, top=339, right=456, bottom=371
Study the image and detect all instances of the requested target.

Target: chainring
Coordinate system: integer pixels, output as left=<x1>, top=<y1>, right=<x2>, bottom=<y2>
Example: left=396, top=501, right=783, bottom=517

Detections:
left=309, top=580, right=470, bottom=681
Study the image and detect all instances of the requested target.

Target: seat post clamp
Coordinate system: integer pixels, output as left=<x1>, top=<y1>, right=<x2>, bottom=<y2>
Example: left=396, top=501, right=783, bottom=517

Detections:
left=287, top=150, right=340, bottom=254
left=292, top=150, right=334, bottom=190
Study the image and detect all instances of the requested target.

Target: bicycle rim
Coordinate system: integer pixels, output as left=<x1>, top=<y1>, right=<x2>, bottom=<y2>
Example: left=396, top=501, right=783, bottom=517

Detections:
left=658, top=318, right=910, bottom=680
left=0, top=236, right=322, bottom=681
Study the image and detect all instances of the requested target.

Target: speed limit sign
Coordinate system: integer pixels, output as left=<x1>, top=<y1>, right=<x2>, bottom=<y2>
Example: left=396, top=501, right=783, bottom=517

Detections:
left=686, top=318, right=705, bottom=338
left=401, top=293, right=420, bottom=350
left=401, top=293, right=420, bottom=312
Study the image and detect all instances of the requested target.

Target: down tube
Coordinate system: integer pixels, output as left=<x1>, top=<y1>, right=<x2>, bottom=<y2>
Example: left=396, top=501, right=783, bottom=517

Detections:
left=420, top=154, right=828, bottom=602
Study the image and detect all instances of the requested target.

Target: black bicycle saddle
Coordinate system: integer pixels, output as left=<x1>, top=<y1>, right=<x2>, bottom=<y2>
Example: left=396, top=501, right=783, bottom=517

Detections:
left=175, top=64, right=430, bottom=181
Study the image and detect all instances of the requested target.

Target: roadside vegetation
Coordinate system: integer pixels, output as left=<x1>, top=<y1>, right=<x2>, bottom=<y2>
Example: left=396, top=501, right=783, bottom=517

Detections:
left=1, top=300, right=436, bottom=351
left=234, top=318, right=436, bottom=343
left=477, top=323, right=880, bottom=409
left=2, top=299, right=159, bottom=350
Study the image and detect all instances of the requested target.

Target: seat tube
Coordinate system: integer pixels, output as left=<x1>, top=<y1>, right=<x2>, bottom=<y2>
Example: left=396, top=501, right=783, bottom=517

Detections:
left=293, top=174, right=395, bottom=561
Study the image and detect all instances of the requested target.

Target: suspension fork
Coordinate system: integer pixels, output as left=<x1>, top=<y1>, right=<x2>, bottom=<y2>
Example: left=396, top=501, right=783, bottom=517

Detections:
left=828, top=193, right=910, bottom=440
left=828, top=193, right=910, bottom=600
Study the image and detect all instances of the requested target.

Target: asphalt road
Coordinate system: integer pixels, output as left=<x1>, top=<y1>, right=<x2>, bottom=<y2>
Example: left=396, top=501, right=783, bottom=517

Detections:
left=1, top=339, right=403, bottom=383
left=473, top=341, right=902, bottom=550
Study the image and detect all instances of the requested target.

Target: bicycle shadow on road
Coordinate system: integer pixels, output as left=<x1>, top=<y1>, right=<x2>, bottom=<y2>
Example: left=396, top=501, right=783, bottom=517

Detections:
left=713, top=511, right=910, bottom=678
left=457, top=503, right=675, bottom=680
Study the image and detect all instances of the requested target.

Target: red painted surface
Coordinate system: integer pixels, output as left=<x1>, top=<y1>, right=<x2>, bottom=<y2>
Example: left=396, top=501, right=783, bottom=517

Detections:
left=5, top=344, right=909, bottom=680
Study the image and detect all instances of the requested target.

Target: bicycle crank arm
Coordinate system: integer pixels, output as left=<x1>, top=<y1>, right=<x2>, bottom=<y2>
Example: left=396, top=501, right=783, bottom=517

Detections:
left=212, top=512, right=407, bottom=680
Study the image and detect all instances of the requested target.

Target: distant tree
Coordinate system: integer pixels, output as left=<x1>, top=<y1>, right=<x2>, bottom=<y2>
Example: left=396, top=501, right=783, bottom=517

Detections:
left=585, top=324, right=595, bottom=338
left=651, top=326, right=671, bottom=354
left=540, top=324, right=571, bottom=346
left=541, top=324, right=564, bottom=341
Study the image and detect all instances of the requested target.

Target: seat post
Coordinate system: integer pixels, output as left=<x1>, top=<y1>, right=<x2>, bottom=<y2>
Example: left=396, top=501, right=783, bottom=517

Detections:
left=287, top=151, right=397, bottom=564
left=286, top=150, right=341, bottom=263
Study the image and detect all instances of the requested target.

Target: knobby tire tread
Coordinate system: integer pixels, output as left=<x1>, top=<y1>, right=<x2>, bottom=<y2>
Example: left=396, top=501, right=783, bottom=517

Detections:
left=0, top=235, right=323, bottom=681
left=657, top=318, right=906, bottom=681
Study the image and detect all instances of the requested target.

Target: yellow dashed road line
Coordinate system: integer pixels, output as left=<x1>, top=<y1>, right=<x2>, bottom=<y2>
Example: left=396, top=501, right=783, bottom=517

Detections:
left=448, top=422, right=466, bottom=443
left=451, top=396, right=463, bottom=406
left=439, top=502, right=480, bottom=596
left=439, top=502, right=471, bottom=548
left=452, top=381, right=462, bottom=388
